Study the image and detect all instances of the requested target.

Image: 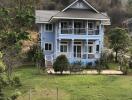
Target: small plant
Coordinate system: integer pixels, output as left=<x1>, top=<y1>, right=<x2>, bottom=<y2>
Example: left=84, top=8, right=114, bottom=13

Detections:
left=12, top=76, right=22, bottom=87
left=11, top=91, right=21, bottom=100
left=53, top=55, right=69, bottom=75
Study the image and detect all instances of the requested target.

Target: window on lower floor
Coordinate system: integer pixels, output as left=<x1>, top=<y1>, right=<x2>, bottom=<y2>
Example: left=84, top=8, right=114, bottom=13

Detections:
left=60, top=42, right=68, bottom=52
left=96, top=45, right=100, bottom=53
left=88, top=45, right=94, bottom=53
left=45, top=43, right=52, bottom=51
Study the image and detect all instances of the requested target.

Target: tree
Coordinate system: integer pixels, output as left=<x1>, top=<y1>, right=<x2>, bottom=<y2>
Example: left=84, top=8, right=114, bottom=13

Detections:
left=109, top=27, right=130, bottom=62
left=127, top=0, right=132, bottom=16
left=53, top=55, right=69, bottom=75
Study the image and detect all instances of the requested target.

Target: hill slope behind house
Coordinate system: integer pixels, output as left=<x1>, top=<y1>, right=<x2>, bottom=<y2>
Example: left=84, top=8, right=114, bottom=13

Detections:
left=21, top=31, right=39, bottom=53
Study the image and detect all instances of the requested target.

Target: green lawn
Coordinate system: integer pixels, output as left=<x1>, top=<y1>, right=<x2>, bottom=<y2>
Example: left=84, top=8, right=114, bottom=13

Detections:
left=6, top=65, right=132, bottom=100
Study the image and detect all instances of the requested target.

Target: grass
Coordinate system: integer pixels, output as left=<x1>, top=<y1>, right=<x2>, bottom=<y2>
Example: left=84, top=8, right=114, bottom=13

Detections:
left=5, top=65, right=132, bottom=100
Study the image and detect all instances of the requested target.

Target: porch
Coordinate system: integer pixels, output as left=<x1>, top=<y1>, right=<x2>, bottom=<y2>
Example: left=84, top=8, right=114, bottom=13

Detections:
left=55, top=39, right=101, bottom=63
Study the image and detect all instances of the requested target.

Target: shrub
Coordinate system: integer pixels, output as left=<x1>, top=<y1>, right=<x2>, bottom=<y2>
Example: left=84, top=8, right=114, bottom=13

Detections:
left=11, top=91, right=21, bottom=100
left=129, top=61, right=132, bottom=69
left=70, top=61, right=83, bottom=72
left=12, top=76, right=22, bottom=87
left=0, top=89, right=7, bottom=100
left=86, top=62, right=93, bottom=69
left=53, top=55, right=69, bottom=74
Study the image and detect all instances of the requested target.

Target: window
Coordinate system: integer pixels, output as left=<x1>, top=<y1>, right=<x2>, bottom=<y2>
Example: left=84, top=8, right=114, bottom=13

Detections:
left=96, top=45, right=100, bottom=53
left=45, top=24, right=53, bottom=32
left=88, top=45, right=93, bottom=53
left=88, top=22, right=94, bottom=30
left=45, top=43, right=52, bottom=51
left=60, top=42, right=68, bottom=52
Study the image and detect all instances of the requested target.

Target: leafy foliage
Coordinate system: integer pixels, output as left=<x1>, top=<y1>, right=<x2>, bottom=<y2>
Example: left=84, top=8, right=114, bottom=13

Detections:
left=109, top=27, right=130, bottom=62
left=53, top=55, right=69, bottom=74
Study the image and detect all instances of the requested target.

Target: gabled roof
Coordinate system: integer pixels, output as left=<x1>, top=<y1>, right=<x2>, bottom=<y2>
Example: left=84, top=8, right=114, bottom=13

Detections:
left=35, top=0, right=110, bottom=24
left=62, top=0, right=99, bottom=13
left=51, top=9, right=109, bottom=21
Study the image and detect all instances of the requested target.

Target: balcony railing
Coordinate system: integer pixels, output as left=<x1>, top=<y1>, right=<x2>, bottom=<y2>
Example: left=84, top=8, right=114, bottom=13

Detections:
left=60, top=28, right=99, bottom=35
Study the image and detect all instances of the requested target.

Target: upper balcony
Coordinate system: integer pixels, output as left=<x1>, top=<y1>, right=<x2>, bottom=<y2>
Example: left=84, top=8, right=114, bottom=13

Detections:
left=57, top=20, right=103, bottom=40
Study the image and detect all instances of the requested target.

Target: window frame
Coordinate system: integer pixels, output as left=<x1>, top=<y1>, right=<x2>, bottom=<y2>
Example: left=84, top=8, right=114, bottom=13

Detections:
left=88, top=22, right=94, bottom=30
left=60, top=42, right=68, bottom=53
left=45, top=24, right=53, bottom=32
left=44, top=42, right=53, bottom=51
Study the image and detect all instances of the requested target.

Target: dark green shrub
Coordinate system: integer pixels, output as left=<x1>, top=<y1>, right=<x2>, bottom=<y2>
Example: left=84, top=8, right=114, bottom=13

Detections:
left=70, top=61, right=83, bottom=72
left=0, top=89, right=7, bottom=100
left=11, top=91, right=21, bottom=100
left=53, top=55, right=69, bottom=74
left=86, top=62, right=93, bottom=69
left=129, top=61, right=132, bottom=69
left=12, top=76, right=22, bottom=87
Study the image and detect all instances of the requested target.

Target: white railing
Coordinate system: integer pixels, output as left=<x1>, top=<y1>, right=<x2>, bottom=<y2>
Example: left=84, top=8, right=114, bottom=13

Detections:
left=60, top=28, right=99, bottom=35
left=56, top=52, right=96, bottom=59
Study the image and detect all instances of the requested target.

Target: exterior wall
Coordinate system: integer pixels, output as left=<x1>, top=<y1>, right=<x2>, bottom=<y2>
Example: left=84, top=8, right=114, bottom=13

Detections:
left=40, top=24, right=55, bottom=55
left=40, top=20, right=105, bottom=65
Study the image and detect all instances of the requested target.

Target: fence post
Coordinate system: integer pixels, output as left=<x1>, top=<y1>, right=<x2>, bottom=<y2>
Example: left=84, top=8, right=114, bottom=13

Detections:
left=29, top=89, right=31, bottom=100
left=57, top=88, right=58, bottom=100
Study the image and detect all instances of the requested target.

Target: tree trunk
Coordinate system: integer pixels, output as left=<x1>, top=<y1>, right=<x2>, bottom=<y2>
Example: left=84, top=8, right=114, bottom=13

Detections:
left=60, top=71, right=63, bottom=75
left=115, top=50, right=118, bottom=63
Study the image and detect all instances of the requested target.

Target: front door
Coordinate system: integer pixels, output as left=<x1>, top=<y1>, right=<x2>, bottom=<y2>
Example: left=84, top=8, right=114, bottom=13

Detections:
left=74, top=45, right=81, bottom=58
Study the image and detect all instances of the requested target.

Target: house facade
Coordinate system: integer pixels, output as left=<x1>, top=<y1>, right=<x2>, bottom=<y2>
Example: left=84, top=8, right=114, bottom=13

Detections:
left=35, top=0, right=110, bottom=67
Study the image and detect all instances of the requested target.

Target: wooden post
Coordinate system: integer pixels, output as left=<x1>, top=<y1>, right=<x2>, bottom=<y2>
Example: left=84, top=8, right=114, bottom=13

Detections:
left=57, top=88, right=58, bottom=100
left=29, top=89, right=31, bottom=100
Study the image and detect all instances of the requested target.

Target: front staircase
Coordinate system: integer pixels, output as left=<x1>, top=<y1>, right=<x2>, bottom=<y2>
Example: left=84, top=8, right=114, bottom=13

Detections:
left=45, top=55, right=53, bottom=68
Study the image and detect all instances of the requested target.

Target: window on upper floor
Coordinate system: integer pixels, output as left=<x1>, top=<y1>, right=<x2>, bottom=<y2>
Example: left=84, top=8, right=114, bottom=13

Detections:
left=45, top=43, right=52, bottom=51
left=45, top=24, right=53, bottom=32
left=88, top=22, right=94, bottom=30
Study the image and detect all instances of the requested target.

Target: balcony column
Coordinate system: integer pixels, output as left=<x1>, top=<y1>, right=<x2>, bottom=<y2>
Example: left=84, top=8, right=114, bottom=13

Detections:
left=59, top=20, right=61, bottom=34
left=86, top=20, right=88, bottom=35
left=72, top=20, right=74, bottom=34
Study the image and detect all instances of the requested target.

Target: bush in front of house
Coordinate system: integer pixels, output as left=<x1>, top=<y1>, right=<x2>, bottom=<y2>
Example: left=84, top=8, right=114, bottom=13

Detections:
left=86, top=62, right=93, bottom=69
left=53, top=55, right=69, bottom=74
left=70, top=61, right=83, bottom=72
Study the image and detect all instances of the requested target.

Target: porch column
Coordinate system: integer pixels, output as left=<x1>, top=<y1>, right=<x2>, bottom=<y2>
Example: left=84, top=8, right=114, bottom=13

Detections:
left=58, top=39, right=61, bottom=53
left=71, top=39, right=74, bottom=58
left=72, top=20, right=74, bottom=34
left=86, top=39, right=88, bottom=59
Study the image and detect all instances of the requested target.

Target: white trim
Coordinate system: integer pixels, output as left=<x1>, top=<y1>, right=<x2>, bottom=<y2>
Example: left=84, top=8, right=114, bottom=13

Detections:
left=51, top=17, right=110, bottom=21
left=83, top=0, right=99, bottom=13
left=60, top=41, right=69, bottom=53
left=62, top=0, right=78, bottom=12
left=62, top=0, right=99, bottom=13
left=44, top=42, right=53, bottom=52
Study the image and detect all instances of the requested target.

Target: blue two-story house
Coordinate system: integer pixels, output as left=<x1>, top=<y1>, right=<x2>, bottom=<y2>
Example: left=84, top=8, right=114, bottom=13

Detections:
left=36, top=0, right=110, bottom=67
